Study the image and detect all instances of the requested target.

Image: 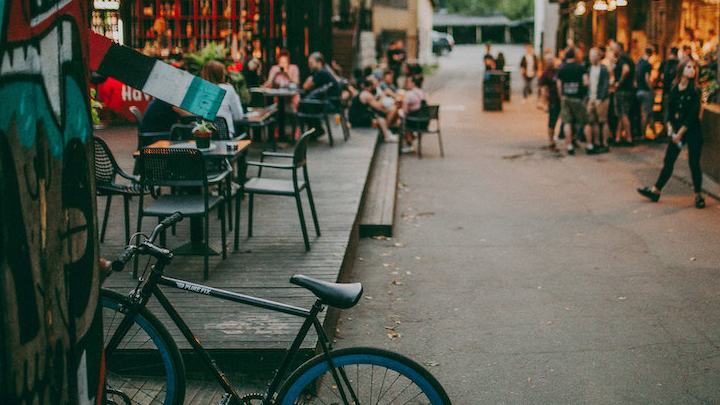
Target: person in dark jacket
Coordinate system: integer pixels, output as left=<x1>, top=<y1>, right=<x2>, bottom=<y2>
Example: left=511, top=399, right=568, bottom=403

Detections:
left=584, top=47, right=611, bottom=154
left=637, top=59, right=706, bottom=208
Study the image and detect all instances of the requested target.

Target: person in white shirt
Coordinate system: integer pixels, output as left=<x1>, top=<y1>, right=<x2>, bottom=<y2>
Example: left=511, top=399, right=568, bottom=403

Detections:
left=584, top=47, right=611, bottom=154
left=200, top=60, right=244, bottom=137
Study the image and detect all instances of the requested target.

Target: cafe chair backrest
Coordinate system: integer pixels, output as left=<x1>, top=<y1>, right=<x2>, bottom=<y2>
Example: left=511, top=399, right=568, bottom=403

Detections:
left=139, top=148, right=208, bottom=188
left=170, top=123, right=195, bottom=141
left=213, top=116, right=230, bottom=140
left=293, top=128, right=315, bottom=168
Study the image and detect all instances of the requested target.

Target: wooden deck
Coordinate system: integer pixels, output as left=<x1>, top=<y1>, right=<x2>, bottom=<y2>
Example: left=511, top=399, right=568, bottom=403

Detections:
left=97, top=123, right=377, bottom=358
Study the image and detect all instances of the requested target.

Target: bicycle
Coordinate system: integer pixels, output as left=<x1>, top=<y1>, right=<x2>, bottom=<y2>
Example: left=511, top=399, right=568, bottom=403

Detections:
left=102, top=212, right=451, bottom=404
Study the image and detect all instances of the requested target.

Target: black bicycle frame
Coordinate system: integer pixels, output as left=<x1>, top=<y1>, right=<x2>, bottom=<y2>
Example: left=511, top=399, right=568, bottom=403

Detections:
left=112, top=258, right=351, bottom=404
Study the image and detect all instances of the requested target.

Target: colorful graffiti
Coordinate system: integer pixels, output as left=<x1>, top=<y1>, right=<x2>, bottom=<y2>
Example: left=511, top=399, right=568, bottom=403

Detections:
left=0, top=0, right=103, bottom=402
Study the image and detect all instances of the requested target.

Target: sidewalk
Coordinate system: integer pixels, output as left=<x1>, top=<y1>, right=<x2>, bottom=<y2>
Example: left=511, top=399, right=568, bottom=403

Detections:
left=97, top=121, right=378, bottom=364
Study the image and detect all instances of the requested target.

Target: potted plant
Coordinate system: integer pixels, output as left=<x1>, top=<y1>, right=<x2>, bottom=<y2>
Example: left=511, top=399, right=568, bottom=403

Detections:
left=192, top=120, right=216, bottom=149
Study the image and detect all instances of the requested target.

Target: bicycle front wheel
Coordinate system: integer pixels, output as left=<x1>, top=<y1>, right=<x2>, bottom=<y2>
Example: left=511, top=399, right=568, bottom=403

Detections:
left=101, top=289, right=186, bottom=405
left=277, top=347, right=451, bottom=405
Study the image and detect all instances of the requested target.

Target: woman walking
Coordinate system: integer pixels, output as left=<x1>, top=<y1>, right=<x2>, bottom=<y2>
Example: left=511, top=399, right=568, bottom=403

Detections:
left=637, top=59, right=706, bottom=208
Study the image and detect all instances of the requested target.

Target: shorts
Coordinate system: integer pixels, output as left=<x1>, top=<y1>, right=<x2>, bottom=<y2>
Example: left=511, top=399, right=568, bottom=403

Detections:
left=614, top=90, right=634, bottom=116
left=586, top=99, right=609, bottom=124
left=560, top=97, right=587, bottom=126
left=548, top=104, right=560, bottom=130
left=636, top=90, right=654, bottom=114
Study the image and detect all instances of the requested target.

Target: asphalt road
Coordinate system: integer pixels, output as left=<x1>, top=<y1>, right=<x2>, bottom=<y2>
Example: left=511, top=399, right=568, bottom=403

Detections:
left=336, top=44, right=720, bottom=404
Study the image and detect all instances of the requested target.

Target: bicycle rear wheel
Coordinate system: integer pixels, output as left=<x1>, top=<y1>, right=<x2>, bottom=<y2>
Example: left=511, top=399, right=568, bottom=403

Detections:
left=277, top=347, right=451, bottom=404
left=101, top=289, right=186, bottom=405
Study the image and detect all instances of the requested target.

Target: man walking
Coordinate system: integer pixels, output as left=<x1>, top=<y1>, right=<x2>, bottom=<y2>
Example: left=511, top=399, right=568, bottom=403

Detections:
left=556, top=47, right=589, bottom=155
left=636, top=47, right=657, bottom=140
left=584, top=47, right=611, bottom=154
left=520, top=44, right=539, bottom=100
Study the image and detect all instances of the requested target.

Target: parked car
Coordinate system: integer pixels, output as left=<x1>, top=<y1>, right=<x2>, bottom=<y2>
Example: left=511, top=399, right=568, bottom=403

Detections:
left=432, top=31, right=454, bottom=55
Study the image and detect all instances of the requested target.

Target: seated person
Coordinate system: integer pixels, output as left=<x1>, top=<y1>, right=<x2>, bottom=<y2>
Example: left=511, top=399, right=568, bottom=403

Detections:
left=264, top=49, right=300, bottom=89
left=349, top=79, right=397, bottom=142
left=140, top=98, right=191, bottom=133
left=200, top=60, right=244, bottom=137
left=400, top=75, right=429, bottom=152
left=369, top=75, right=400, bottom=128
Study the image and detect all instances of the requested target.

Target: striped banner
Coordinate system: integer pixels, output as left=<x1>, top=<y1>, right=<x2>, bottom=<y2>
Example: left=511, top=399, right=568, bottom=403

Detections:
left=88, top=31, right=225, bottom=120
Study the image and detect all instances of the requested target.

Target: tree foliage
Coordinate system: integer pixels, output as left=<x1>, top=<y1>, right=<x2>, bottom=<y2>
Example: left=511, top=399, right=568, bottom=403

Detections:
left=440, top=0, right=533, bottom=20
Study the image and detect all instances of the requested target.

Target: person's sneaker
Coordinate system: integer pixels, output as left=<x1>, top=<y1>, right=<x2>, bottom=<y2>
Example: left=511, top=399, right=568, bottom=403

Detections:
left=595, top=145, right=610, bottom=154
left=385, top=133, right=399, bottom=142
left=401, top=145, right=414, bottom=154
left=696, top=195, right=706, bottom=209
left=637, top=187, right=660, bottom=202
left=548, top=143, right=559, bottom=152
left=567, top=145, right=575, bottom=155
left=586, top=144, right=596, bottom=155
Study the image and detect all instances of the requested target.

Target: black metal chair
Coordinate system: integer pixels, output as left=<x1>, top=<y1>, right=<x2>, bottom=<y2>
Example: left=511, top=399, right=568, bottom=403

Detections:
left=136, top=148, right=229, bottom=280
left=402, top=105, right=444, bottom=159
left=170, top=123, right=194, bottom=141
left=328, top=95, right=351, bottom=142
left=129, top=106, right=171, bottom=149
left=293, top=99, right=334, bottom=147
left=93, top=136, right=156, bottom=244
left=213, top=116, right=230, bottom=140
left=243, top=129, right=320, bottom=251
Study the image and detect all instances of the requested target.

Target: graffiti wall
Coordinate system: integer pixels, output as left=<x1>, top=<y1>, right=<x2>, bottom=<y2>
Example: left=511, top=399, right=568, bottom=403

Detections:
left=0, top=0, right=103, bottom=402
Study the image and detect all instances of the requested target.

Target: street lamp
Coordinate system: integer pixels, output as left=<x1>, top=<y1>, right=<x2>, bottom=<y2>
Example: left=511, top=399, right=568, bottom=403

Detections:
left=616, top=0, right=627, bottom=6
left=575, top=1, right=587, bottom=15
left=608, top=0, right=617, bottom=11
left=593, top=0, right=608, bottom=10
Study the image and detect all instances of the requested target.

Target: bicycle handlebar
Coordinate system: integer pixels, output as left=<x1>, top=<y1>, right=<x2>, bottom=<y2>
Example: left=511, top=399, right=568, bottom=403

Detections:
left=110, top=212, right=184, bottom=273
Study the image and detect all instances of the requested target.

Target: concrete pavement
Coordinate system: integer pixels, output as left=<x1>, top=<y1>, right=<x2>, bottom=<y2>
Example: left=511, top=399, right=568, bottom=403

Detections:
left=336, top=45, right=720, bottom=404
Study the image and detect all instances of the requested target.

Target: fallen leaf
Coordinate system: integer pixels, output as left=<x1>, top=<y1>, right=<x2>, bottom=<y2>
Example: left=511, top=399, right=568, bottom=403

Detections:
left=480, top=239, right=487, bottom=243
left=358, top=257, right=364, bottom=261
left=394, top=242, right=406, bottom=247
left=690, top=257, right=697, bottom=261
left=381, top=252, right=391, bottom=257
left=547, top=321, right=553, bottom=325
left=387, top=332, right=401, bottom=340
left=406, top=271, right=412, bottom=275
left=618, top=296, right=627, bottom=300
left=423, top=361, right=440, bottom=367
left=364, top=296, right=373, bottom=300
left=527, top=377, right=532, bottom=382
left=577, top=233, right=584, bottom=237
left=415, top=256, right=422, bottom=260
left=391, top=279, right=403, bottom=285
left=384, top=325, right=396, bottom=330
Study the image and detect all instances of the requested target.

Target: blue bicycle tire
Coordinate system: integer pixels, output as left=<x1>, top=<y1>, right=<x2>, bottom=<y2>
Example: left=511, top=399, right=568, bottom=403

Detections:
left=101, top=289, right=186, bottom=405
left=277, top=347, right=451, bottom=404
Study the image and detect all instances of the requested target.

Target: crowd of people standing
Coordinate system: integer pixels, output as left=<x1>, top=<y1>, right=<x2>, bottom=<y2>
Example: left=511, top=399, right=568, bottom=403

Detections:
left=531, top=39, right=710, bottom=208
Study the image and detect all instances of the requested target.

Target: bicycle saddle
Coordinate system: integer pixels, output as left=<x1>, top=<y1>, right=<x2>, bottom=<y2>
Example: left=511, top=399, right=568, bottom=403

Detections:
left=290, top=275, right=363, bottom=309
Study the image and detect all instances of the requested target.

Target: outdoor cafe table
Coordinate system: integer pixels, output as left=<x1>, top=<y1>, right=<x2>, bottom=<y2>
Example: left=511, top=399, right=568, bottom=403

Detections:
left=238, top=105, right=278, bottom=149
left=136, top=138, right=251, bottom=255
left=249, top=87, right=299, bottom=141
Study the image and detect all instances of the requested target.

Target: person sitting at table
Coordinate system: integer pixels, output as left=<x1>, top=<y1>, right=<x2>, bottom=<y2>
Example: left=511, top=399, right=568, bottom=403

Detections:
left=349, top=78, right=397, bottom=142
left=140, top=98, right=192, bottom=133
left=303, top=52, right=339, bottom=99
left=200, top=60, right=244, bottom=137
left=302, top=52, right=339, bottom=136
left=264, top=49, right=300, bottom=89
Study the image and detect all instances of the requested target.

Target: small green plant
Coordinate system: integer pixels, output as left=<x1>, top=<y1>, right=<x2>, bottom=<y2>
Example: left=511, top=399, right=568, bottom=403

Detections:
left=191, top=120, right=217, bottom=134
left=185, top=42, right=228, bottom=75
